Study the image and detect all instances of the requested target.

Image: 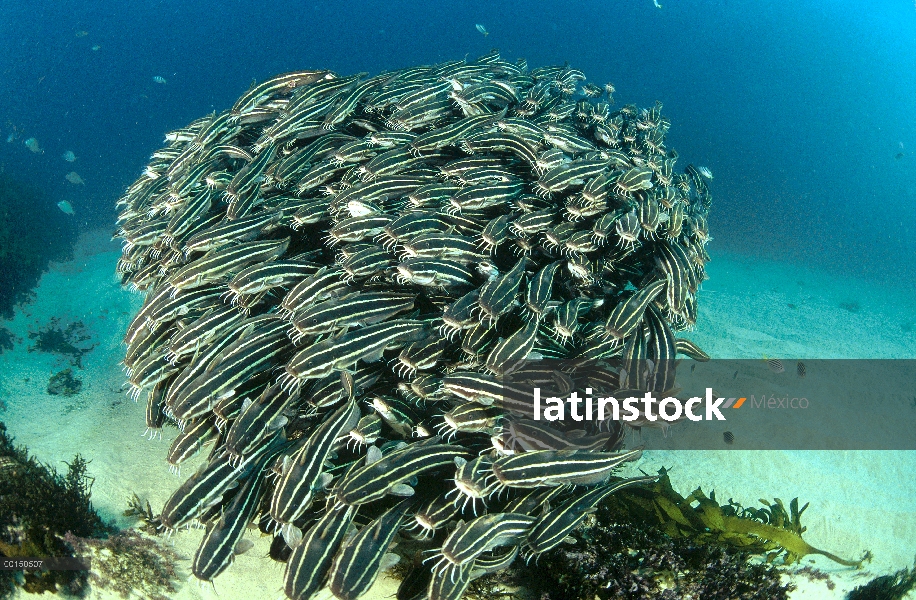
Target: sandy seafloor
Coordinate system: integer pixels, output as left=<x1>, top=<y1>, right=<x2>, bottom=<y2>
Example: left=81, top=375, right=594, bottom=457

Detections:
left=1, top=229, right=914, bottom=600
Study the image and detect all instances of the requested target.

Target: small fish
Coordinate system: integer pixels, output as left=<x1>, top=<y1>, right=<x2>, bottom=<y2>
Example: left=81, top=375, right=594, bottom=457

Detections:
left=65, top=171, right=85, bottom=185
left=796, top=361, right=806, bottom=378
left=696, top=165, right=713, bottom=179
left=895, top=152, right=904, bottom=160
left=765, top=357, right=785, bottom=374
left=57, top=200, right=75, bottom=215
left=75, top=30, right=88, bottom=37
left=91, top=45, right=101, bottom=51
left=723, top=431, right=735, bottom=445
left=62, top=150, right=76, bottom=162
left=475, top=24, right=489, bottom=36
left=153, top=75, right=167, bottom=85
left=653, top=0, right=662, bottom=7
left=24, top=137, right=42, bottom=153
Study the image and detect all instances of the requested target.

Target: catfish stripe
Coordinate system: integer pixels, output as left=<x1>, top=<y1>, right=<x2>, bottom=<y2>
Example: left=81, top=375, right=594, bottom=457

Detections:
left=168, top=238, right=290, bottom=294
left=461, top=132, right=539, bottom=166
left=191, top=445, right=283, bottom=581
left=231, top=70, right=333, bottom=116
left=269, top=398, right=359, bottom=525
left=438, top=512, right=535, bottom=574
left=332, top=176, right=432, bottom=212
left=228, top=260, right=319, bottom=298
left=161, top=315, right=277, bottom=412
left=477, top=258, right=526, bottom=325
left=124, top=284, right=174, bottom=344
left=182, top=211, right=282, bottom=255
left=291, top=292, right=415, bottom=336
left=333, top=443, right=468, bottom=507
left=280, top=266, right=349, bottom=316
left=225, top=143, right=277, bottom=204
left=148, top=285, right=224, bottom=328
left=377, top=212, right=449, bottom=249
left=159, top=441, right=273, bottom=530
left=620, top=322, right=649, bottom=390
left=285, top=319, right=429, bottom=383
left=484, top=319, right=538, bottom=377
left=490, top=448, right=643, bottom=488
left=224, top=381, right=298, bottom=460
left=322, top=77, right=382, bottom=129
left=171, top=318, right=292, bottom=421
left=674, top=337, right=709, bottom=362
left=166, top=306, right=244, bottom=364
left=524, top=476, right=656, bottom=556
left=167, top=416, right=217, bottom=472
left=427, top=562, right=472, bottom=600
left=413, top=495, right=461, bottom=535
left=283, top=506, right=354, bottom=600
left=328, top=499, right=412, bottom=600
left=603, top=279, right=666, bottom=342
left=396, top=258, right=476, bottom=288
left=644, top=304, right=677, bottom=392
left=410, top=114, right=497, bottom=154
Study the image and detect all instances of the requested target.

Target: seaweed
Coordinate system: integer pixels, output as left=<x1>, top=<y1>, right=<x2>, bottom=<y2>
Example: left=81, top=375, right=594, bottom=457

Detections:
left=28, top=317, right=96, bottom=367
left=46, top=367, right=83, bottom=396
left=389, top=468, right=872, bottom=600
left=607, top=468, right=870, bottom=568
left=64, top=531, right=181, bottom=600
left=123, top=493, right=162, bottom=536
left=0, top=421, right=113, bottom=598
left=846, top=558, right=916, bottom=600
left=508, top=507, right=794, bottom=600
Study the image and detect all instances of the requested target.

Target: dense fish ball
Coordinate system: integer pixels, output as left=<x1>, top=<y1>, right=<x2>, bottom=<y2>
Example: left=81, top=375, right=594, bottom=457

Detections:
left=114, top=49, right=712, bottom=597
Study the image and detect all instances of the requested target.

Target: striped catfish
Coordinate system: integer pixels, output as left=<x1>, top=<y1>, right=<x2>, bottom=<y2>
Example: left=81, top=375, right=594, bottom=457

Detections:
left=283, top=505, right=354, bottom=600
left=182, top=211, right=283, bottom=256
left=225, top=143, right=277, bottom=208
left=269, top=397, right=359, bottom=533
left=170, top=316, right=292, bottom=422
left=484, top=319, right=539, bottom=377
left=409, top=494, right=460, bottom=539
left=490, top=448, right=643, bottom=489
left=168, top=237, right=290, bottom=295
left=430, top=512, right=535, bottom=582
left=327, top=499, right=412, bottom=600
left=159, top=439, right=276, bottom=531
left=477, top=258, right=526, bottom=326
left=279, top=266, right=349, bottom=317
left=161, top=318, right=252, bottom=417
left=224, top=381, right=299, bottom=463
left=291, top=291, right=415, bottom=337
left=674, top=337, right=709, bottom=362
left=602, top=279, right=666, bottom=345
left=333, top=441, right=468, bottom=508
left=524, top=475, right=657, bottom=559
left=427, top=546, right=520, bottom=600
left=166, top=416, right=217, bottom=475
left=164, top=305, right=244, bottom=364
left=524, top=261, right=561, bottom=318
left=191, top=444, right=286, bottom=581
left=644, top=304, right=677, bottom=393
left=448, top=455, right=498, bottom=515
left=226, top=258, right=319, bottom=304
left=284, top=319, right=429, bottom=387
left=231, top=70, right=333, bottom=118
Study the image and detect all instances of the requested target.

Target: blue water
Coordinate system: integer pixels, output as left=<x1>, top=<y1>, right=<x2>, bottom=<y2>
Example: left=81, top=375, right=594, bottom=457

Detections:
left=1, top=0, right=915, bottom=285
